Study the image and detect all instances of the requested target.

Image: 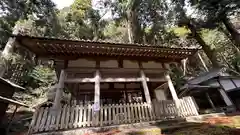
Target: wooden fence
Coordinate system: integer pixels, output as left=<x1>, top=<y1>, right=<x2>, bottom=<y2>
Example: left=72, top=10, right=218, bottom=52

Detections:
left=29, top=96, right=198, bottom=133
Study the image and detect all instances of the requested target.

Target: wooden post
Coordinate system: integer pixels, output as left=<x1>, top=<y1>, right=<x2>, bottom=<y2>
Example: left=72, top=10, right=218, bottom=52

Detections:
left=165, top=73, right=178, bottom=101
left=6, top=105, right=18, bottom=135
left=140, top=70, right=151, bottom=104
left=181, top=59, right=187, bottom=76
left=94, top=70, right=100, bottom=106
left=53, top=70, right=65, bottom=110
left=218, top=89, right=233, bottom=106
left=197, top=52, right=209, bottom=72
left=93, top=68, right=101, bottom=128
left=205, top=92, right=216, bottom=109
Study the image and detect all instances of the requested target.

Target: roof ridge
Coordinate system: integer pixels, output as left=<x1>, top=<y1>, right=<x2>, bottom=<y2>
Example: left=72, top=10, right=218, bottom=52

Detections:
left=13, top=34, right=199, bottom=50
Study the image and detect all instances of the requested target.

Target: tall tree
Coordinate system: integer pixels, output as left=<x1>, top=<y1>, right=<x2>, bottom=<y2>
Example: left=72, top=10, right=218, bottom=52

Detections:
left=0, top=0, right=59, bottom=47
left=173, top=0, right=221, bottom=67
left=189, top=0, right=240, bottom=48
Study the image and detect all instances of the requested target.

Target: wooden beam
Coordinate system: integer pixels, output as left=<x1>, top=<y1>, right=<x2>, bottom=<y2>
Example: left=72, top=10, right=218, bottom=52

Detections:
left=206, top=92, right=216, bottom=109
left=65, top=77, right=165, bottom=83
left=197, top=52, right=208, bottom=72
left=218, top=88, right=233, bottom=106
left=140, top=70, right=151, bottom=104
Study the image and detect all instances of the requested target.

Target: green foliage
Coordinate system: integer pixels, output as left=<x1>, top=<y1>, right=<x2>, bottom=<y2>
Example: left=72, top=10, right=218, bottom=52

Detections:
left=170, top=26, right=191, bottom=37
left=2, top=0, right=240, bottom=105
left=103, top=21, right=129, bottom=42
left=71, top=0, right=91, bottom=18
left=24, top=65, right=56, bottom=88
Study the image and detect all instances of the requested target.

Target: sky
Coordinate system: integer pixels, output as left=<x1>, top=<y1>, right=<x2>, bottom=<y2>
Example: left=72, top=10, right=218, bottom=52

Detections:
left=52, top=0, right=74, bottom=9
left=52, top=0, right=100, bottom=9
left=52, top=0, right=112, bottom=19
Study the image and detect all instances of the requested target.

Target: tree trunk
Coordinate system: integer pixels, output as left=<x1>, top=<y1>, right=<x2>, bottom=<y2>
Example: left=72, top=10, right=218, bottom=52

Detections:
left=187, top=21, right=221, bottom=68
left=222, top=16, right=240, bottom=48
left=126, top=0, right=142, bottom=44
left=219, top=26, right=240, bottom=54
left=174, top=0, right=220, bottom=68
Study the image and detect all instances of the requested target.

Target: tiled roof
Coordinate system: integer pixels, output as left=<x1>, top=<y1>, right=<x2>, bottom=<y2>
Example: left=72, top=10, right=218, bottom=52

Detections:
left=14, top=35, right=199, bottom=61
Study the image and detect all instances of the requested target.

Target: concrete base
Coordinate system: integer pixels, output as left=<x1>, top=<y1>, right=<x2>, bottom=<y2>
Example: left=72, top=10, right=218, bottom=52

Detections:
left=186, top=112, right=226, bottom=123
left=33, top=121, right=163, bottom=135
left=32, top=119, right=187, bottom=135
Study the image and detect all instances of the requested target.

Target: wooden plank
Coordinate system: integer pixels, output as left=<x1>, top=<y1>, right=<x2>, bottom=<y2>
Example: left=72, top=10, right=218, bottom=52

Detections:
left=55, top=105, right=62, bottom=130
left=184, top=97, right=195, bottom=116
left=116, top=104, right=120, bottom=124
left=90, top=104, right=94, bottom=126
left=123, top=103, right=127, bottom=123
left=185, top=98, right=192, bottom=116
left=130, top=103, right=135, bottom=122
left=34, top=107, right=44, bottom=132
left=137, top=103, right=142, bottom=122
left=144, top=103, right=149, bottom=121
left=82, top=105, right=87, bottom=127
left=167, top=101, right=172, bottom=118
left=50, top=110, right=56, bottom=130
left=104, top=105, right=108, bottom=125
left=134, top=103, right=139, bottom=122
left=181, top=99, right=187, bottom=117
left=78, top=104, right=83, bottom=127
left=69, top=105, right=75, bottom=128
left=108, top=104, right=111, bottom=125
left=119, top=103, right=123, bottom=124
left=159, top=101, right=163, bottom=119
left=127, top=103, right=131, bottom=123
left=94, top=108, right=100, bottom=126
left=112, top=104, right=116, bottom=125
left=152, top=100, right=159, bottom=119
left=190, top=97, right=199, bottom=115
left=141, top=103, right=145, bottom=121
left=87, top=104, right=91, bottom=126
left=74, top=105, right=79, bottom=128
left=100, top=105, right=103, bottom=126
left=162, top=101, right=166, bottom=118
left=148, top=104, right=154, bottom=121
left=29, top=108, right=39, bottom=133
left=60, top=104, right=67, bottom=129
left=65, top=105, right=70, bottom=129
left=39, top=107, right=49, bottom=132
left=45, top=108, right=52, bottom=131
left=185, top=97, right=194, bottom=116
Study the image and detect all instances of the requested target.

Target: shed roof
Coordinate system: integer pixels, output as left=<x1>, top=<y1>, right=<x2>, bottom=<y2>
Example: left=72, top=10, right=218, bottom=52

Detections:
left=0, top=96, right=28, bottom=107
left=0, top=77, right=25, bottom=90
left=14, top=35, right=199, bottom=61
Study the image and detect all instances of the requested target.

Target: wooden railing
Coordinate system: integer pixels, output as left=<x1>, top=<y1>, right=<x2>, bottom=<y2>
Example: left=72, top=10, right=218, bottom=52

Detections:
left=29, top=96, right=198, bottom=133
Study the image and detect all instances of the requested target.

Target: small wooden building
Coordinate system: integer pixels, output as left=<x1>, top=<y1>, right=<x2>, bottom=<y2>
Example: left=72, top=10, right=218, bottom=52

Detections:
left=4, top=35, right=200, bottom=134
left=0, top=77, right=24, bottom=123
left=180, top=68, right=237, bottom=113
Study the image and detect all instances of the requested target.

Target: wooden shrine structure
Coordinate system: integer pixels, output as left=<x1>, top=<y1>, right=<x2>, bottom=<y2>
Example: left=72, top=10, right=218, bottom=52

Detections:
left=3, top=35, right=200, bottom=134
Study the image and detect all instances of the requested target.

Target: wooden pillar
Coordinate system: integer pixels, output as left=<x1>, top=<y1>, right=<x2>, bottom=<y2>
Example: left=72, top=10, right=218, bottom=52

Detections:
left=53, top=69, right=65, bottom=110
left=181, top=59, right=187, bottom=76
left=218, top=89, right=233, bottom=106
left=165, top=73, right=179, bottom=100
left=206, top=92, right=216, bottom=109
left=140, top=70, right=151, bottom=104
left=197, top=52, right=209, bottom=72
left=94, top=70, right=100, bottom=106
